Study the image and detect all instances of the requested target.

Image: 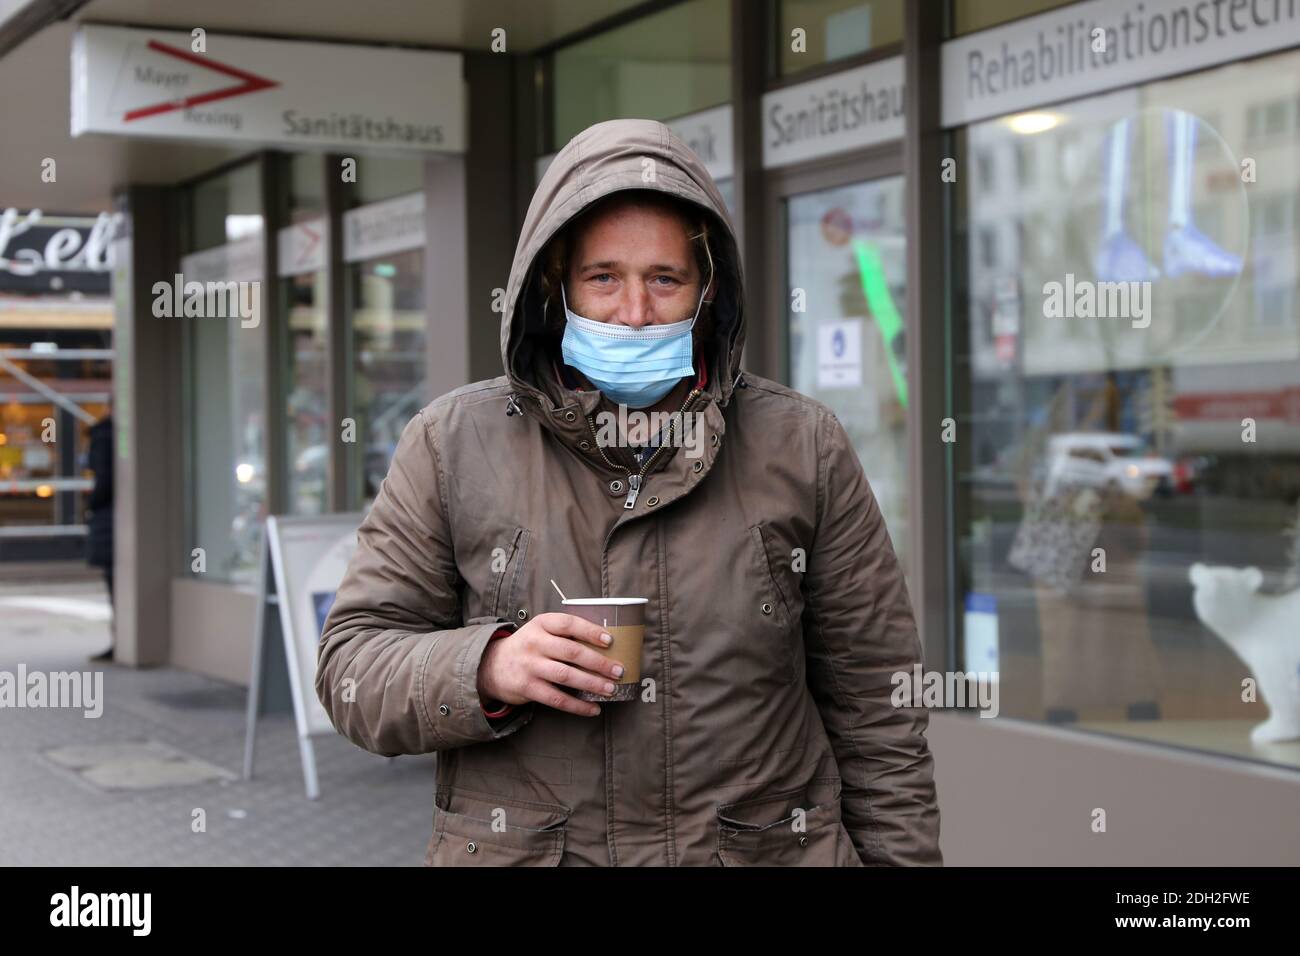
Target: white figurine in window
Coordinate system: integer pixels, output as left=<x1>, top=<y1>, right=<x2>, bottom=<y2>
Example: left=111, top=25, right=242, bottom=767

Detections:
left=1190, top=563, right=1300, bottom=744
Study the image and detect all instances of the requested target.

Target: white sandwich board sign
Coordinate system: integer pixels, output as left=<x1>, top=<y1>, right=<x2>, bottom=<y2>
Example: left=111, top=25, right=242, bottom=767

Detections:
left=243, top=513, right=366, bottom=800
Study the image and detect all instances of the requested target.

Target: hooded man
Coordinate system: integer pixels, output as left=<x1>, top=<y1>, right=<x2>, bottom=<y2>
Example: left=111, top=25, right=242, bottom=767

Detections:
left=317, top=118, right=941, bottom=866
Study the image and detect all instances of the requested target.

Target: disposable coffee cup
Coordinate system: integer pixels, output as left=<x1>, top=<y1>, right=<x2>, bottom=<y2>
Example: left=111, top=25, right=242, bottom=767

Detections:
left=561, top=598, right=647, bottom=702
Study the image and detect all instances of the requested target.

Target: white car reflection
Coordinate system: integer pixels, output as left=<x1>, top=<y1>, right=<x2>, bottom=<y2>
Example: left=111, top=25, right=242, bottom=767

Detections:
left=1044, top=432, right=1174, bottom=499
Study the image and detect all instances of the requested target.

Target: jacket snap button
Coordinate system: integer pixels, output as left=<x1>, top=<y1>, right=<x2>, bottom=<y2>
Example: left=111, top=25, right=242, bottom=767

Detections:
left=438, top=703, right=450, bottom=715
left=466, top=842, right=477, bottom=853
left=761, top=602, right=773, bottom=615
left=799, top=836, right=808, bottom=847
left=692, top=460, right=703, bottom=473
left=710, top=434, right=719, bottom=447
left=579, top=440, right=591, bottom=451
left=564, top=410, right=577, bottom=422
left=609, top=480, right=624, bottom=495
left=646, top=495, right=659, bottom=507
left=517, top=608, right=529, bottom=621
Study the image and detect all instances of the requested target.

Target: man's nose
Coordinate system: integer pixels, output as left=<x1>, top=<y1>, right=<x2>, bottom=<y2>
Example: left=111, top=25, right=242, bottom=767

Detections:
left=615, top=284, right=653, bottom=328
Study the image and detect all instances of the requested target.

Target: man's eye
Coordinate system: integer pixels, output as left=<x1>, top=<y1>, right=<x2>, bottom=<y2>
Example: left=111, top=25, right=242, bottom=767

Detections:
left=590, top=274, right=614, bottom=284
left=652, top=276, right=680, bottom=286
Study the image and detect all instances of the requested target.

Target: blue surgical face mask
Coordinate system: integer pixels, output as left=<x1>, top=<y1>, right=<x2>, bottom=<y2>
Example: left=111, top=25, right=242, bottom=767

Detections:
left=559, top=268, right=711, bottom=409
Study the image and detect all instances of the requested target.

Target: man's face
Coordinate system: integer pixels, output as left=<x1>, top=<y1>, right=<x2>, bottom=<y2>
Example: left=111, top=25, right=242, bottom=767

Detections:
left=566, top=201, right=705, bottom=328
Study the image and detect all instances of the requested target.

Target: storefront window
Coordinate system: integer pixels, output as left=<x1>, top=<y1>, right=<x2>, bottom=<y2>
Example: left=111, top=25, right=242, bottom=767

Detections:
left=951, top=0, right=1077, bottom=37
left=281, top=154, right=328, bottom=515
left=952, top=51, right=1300, bottom=770
left=347, top=248, right=424, bottom=509
left=0, top=219, right=113, bottom=556
left=777, top=0, right=902, bottom=76
left=0, top=370, right=108, bottom=535
left=185, top=162, right=266, bottom=585
left=552, top=0, right=731, bottom=147
left=350, top=156, right=424, bottom=208
left=342, top=158, right=426, bottom=509
left=787, top=176, right=910, bottom=571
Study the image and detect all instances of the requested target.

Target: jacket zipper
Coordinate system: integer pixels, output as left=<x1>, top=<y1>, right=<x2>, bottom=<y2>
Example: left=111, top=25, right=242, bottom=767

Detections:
left=585, top=386, right=703, bottom=510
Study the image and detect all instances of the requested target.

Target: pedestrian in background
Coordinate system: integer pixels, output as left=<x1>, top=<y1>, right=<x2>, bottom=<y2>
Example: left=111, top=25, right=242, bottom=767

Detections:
left=86, top=398, right=114, bottom=662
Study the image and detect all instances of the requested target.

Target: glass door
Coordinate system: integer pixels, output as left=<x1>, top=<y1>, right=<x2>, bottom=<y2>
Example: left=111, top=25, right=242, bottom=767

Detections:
left=184, top=161, right=266, bottom=586
left=784, top=173, right=910, bottom=569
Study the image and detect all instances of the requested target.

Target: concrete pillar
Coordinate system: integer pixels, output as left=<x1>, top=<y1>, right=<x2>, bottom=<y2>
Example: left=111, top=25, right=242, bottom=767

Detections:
left=109, top=186, right=182, bottom=667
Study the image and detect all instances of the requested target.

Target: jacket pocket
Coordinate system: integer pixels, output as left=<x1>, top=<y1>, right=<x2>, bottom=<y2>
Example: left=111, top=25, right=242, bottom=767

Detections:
left=490, top=527, right=532, bottom=624
left=425, top=786, right=568, bottom=867
left=716, top=786, right=860, bottom=867
left=749, top=523, right=796, bottom=683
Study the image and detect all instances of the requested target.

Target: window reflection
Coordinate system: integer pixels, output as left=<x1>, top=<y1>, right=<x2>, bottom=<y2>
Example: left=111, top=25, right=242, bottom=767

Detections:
left=349, top=248, right=425, bottom=509
left=777, top=0, right=903, bottom=76
left=553, top=0, right=731, bottom=145
left=185, top=162, right=265, bottom=585
left=954, top=52, right=1300, bottom=769
left=283, top=155, right=328, bottom=516
left=788, top=177, right=909, bottom=570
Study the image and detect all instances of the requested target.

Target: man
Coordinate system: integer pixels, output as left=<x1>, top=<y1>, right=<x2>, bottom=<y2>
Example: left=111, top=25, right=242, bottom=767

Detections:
left=317, top=118, right=941, bottom=866
left=86, top=400, right=115, bottom=663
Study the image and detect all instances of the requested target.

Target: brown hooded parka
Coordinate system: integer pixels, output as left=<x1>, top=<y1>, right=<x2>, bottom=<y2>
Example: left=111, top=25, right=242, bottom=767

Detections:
left=317, top=118, right=942, bottom=867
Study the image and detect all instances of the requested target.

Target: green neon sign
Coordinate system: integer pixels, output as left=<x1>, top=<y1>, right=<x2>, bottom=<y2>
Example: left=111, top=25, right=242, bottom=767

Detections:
left=852, top=239, right=907, bottom=409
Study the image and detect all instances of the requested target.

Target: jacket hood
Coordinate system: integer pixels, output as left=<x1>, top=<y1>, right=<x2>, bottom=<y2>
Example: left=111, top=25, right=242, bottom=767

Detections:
left=501, top=118, right=746, bottom=422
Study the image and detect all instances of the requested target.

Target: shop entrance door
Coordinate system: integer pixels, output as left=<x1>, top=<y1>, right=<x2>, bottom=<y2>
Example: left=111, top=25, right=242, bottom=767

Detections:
left=767, top=156, right=910, bottom=571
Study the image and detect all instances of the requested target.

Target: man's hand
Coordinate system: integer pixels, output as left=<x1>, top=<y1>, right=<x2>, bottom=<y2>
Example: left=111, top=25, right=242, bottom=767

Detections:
left=477, top=613, right=624, bottom=717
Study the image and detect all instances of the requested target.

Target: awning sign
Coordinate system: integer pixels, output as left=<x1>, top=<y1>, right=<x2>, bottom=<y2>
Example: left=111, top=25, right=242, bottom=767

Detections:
left=71, top=25, right=465, bottom=153
left=666, top=105, right=734, bottom=183
left=762, top=57, right=904, bottom=169
left=0, top=208, right=117, bottom=294
left=942, top=0, right=1300, bottom=127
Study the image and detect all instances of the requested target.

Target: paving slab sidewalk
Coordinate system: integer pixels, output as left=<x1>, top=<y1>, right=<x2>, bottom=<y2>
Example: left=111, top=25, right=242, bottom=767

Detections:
left=0, top=575, right=436, bottom=866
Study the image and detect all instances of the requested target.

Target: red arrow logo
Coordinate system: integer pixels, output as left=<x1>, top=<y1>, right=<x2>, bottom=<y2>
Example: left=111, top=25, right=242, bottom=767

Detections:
left=295, top=223, right=321, bottom=267
left=124, top=40, right=278, bottom=122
